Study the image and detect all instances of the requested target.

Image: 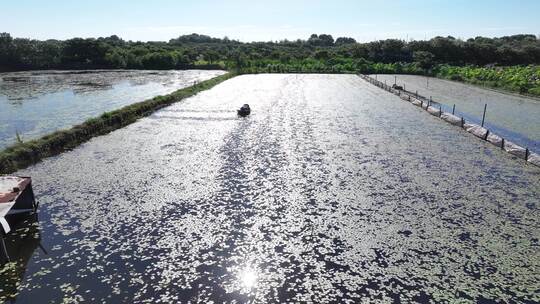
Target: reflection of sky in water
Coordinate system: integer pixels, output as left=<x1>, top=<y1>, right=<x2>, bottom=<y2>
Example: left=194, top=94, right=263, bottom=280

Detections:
left=0, top=70, right=226, bottom=149
left=2, top=75, right=539, bottom=303
left=372, top=74, right=540, bottom=152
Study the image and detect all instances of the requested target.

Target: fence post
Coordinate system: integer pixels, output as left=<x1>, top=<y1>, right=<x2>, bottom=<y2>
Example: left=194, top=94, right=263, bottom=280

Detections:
left=501, top=138, right=505, bottom=149
left=0, top=236, right=10, bottom=263
left=394, top=75, right=397, bottom=85
left=452, top=104, right=456, bottom=115
left=461, top=117, right=464, bottom=128
left=481, top=103, right=487, bottom=127
left=439, top=105, right=442, bottom=117
left=525, top=148, right=530, bottom=161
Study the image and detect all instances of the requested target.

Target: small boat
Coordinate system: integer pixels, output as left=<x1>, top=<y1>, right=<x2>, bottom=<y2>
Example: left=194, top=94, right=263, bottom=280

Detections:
left=392, top=84, right=404, bottom=90
left=237, top=104, right=251, bottom=117
left=0, top=176, right=38, bottom=235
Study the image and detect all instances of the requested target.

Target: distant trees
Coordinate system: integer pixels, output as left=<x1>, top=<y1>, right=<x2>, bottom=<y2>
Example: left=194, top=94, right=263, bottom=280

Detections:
left=308, top=34, right=335, bottom=46
left=413, top=51, right=435, bottom=70
left=335, top=37, right=357, bottom=45
left=203, top=50, right=220, bottom=64
left=0, top=32, right=539, bottom=72
left=62, top=38, right=109, bottom=67
left=141, top=52, right=179, bottom=69
left=169, top=33, right=223, bottom=45
left=314, top=50, right=330, bottom=60
left=0, top=33, right=15, bottom=66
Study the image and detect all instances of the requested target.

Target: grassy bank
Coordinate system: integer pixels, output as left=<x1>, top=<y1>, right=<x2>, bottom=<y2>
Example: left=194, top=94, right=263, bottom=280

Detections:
left=434, top=65, right=540, bottom=97
left=0, top=72, right=236, bottom=174
left=235, top=59, right=426, bottom=75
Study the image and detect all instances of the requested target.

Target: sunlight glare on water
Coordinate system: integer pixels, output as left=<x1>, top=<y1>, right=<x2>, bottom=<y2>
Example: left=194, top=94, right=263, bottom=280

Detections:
left=239, top=266, right=258, bottom=290
left=2, top=74, right=538, bottom=303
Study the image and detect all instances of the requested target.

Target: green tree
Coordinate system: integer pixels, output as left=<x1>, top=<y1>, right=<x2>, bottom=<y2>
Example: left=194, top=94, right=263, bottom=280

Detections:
left=335, top=37, right=356, bottom=45
left=413, top=51, right=435, bottom=70
left=314, top=50, right=330, bottom=60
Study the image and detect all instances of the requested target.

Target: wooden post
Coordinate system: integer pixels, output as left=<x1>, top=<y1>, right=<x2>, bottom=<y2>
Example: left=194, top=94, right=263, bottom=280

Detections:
left=452, top=104, right=456, bottom=115
left=525, top=148, right=530, bottom=161
left=481, top=103, right=487, bottom=127
left=439, top=105, right=442, bottom=117
left=461, top=117, right=464, bottom=128
left=394, top=75, right=397, bottom=85
left=501, top=138, right=505, bottom=149
left=0, top=236, right=10, bottom=263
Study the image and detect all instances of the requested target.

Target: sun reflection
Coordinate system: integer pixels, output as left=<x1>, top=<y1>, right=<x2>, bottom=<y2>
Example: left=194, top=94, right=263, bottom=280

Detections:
left=239, top=266, right=258, bottom=289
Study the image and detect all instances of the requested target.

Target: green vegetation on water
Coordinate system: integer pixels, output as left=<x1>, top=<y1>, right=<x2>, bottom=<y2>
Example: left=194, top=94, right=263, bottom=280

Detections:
left=0, top=72, right=236, bottom=174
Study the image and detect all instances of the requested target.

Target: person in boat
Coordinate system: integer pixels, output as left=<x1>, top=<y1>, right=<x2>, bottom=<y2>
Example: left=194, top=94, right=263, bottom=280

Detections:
left=237, top=104, right=251, bottom=116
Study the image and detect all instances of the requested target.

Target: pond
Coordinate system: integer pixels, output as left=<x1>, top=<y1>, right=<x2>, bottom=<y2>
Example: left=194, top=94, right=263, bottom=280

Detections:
left=2, top=74, right=539, bottom=303
left=372, top=74, right=540, bottom=153
left=0, top=69, right=226, bottom=149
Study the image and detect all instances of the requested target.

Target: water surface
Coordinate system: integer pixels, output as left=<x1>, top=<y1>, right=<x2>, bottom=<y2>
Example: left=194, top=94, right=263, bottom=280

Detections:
left=0, top=70, right=226, bottom=149
left=1, top=74, right=539, bottom=303
left=372, top=74, right=540, bottom=152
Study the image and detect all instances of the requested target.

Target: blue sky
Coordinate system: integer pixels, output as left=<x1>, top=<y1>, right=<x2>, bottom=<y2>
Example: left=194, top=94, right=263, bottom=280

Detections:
left=1, top=0, right=539, bottom=42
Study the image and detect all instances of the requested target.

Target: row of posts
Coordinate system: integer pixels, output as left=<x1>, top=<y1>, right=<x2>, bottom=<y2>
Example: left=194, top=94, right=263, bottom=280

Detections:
left=369, top=74, right=489, bottom=127
left=361, top=74, right=532, bottom=161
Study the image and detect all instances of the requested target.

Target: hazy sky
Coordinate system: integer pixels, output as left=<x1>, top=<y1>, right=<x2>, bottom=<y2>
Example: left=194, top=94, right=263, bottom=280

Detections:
left=2, top=0, right=539, bottom=42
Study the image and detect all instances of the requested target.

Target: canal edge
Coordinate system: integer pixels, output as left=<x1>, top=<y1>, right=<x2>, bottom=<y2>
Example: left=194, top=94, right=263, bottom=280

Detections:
left=358, top=74, right=540, bottom=169
left=0, top=72, right=238, bottom=174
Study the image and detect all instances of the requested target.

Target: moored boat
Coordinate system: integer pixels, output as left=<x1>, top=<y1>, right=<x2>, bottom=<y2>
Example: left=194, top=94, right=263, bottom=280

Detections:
left=0, top=176, right=38, bottom=235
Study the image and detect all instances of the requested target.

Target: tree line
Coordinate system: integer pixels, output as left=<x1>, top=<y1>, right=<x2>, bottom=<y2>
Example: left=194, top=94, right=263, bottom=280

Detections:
left=1, top=32, right=539, bottom=72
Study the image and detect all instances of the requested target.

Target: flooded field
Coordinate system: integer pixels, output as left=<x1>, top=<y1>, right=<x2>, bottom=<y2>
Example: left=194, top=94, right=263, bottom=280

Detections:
left=1, top=74, right=539, bottom=303
left=0, top=69, right=226, bottom=149
left=372, top=74, right=540, bottom=153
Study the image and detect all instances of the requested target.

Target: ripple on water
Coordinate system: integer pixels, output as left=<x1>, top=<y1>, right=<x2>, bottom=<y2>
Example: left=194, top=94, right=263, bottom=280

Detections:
left=1, top=74, right=538, bottom=303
